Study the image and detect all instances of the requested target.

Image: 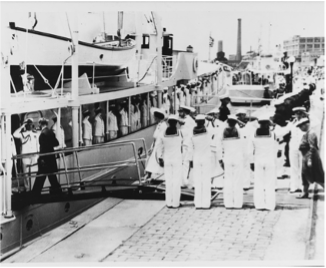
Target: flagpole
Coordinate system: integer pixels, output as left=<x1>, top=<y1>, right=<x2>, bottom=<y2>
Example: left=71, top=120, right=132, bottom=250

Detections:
left=208, top=32, right=211, bottom=62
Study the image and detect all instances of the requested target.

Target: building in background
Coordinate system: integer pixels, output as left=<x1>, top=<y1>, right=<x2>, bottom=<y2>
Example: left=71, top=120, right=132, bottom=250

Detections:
left=283, top=35, right=325, bottom=62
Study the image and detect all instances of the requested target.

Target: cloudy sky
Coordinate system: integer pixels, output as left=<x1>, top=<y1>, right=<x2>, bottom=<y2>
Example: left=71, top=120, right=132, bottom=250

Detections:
left=2, top=1, right=324, bottom=61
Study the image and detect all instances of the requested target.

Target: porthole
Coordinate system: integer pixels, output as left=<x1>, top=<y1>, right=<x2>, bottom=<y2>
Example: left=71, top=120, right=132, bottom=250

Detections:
left=26, top=219, right=33, bottom=231
left=64, top=202, right=70, bottom=213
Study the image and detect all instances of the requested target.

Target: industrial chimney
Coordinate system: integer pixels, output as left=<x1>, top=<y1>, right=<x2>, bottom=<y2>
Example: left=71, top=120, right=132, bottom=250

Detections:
left=218, top=41, right=223, bottom=52
left=236, top=19, right=242, bottom=61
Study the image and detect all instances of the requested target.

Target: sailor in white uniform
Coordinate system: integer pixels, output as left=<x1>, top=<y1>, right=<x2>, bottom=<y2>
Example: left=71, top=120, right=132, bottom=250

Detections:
left=284, top=107, right=307, bottom=193
left=141, top=100, right=148, bottom=128
left=13, top=118, right=39, bottom=191
left=107, top=105, right=118, bottom=140
left=187, top=114, right=212, bottom=209
left=144, top=108, right=167, bottom=180
left=178, top=105, right=196, bottom=187
left=119, top=104, right=129, bottom=135
left=157, top=114, right=183, bottom=208
left=206, top=108, right=224, bottom=189
left=221, top=115, right=245, bottom=209
left=250, top=115, right=278, bottom=211
left=93, top=107, right=105, bottom=144
left=162, top=87, right=171, bottom=115
left=82, top=110, right=92, bottom=146
left=235, top=108, right=252, bottom=190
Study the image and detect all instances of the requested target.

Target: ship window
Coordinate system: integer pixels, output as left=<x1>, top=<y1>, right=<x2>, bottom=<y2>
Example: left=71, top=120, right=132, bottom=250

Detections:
left=314, top=44, right=320, bottom=48
left=307, top=38, right=313, bottom=43
left=300, top=44, right=305, bottom=49
left=300, top=38, right=306, bottom=43
left=169, top=39, right=172, bottom=49
left=314, top=38, right=320, bottom=42
left=142, top=35, right=150, bottom=49
left=307, top=44, right=313, bottom=48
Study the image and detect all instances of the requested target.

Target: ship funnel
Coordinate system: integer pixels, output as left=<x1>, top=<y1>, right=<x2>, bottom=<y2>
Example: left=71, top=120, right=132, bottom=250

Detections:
left=236, top=19, right=242, bottom=61
left=218, top=41, right=223, bottom=52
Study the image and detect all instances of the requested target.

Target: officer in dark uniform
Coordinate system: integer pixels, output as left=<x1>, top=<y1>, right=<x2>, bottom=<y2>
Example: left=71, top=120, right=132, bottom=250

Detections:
left=32, top=118, right=62, bottom=195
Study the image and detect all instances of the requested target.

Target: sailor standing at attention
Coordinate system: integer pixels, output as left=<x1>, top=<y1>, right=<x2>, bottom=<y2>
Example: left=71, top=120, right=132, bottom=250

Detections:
left=178, top=105, right=196, bottom=188
left=144, top=108, right=167, bottom=181
left=250, top=115, right=278, bottom=211
left=187, top=114, right=212, bottom=209
left=93, top=107, right=105, bottom=144
left=157, top=114, right=183, bottom=208
left=82, top=110, right=92, bottom=146
left=107, top=105, right=118, bottom=140
left=221, top=115, right=245, bottom=209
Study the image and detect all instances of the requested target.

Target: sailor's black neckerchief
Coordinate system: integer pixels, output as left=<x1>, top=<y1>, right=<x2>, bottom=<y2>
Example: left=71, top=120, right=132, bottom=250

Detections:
left=256, top=128, right=271, bottom=137
left=165, top=127, right=178, bottom=136
left=223, top=127, right=239, bottom=139
left=193, top=126, right=207, bottom=135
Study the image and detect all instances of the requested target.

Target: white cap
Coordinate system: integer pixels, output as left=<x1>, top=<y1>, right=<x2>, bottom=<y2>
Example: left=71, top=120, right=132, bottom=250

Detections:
left=264, top=84, right=270, bottom=88
left=295, top=117, right=309, bottom=127
left=219, top=93, right=230, bottom=100
left=195, top=114, right=206, bottom=121
left=167, top=114, right=179, bottom=121
left=292, top=107, right=306, bottom=113
left=163, top=87, right=168, bottom=91
left=179, top=105, right=195, bottom=113
left=236, top=108, right=246, bottom=115
left=24, top=118, right=33, bottom=124
left=227, top=115, right=239, bottom=123
left=150, top=107, right=166, bottom=119
left=258, top=114, right=272, bottom=123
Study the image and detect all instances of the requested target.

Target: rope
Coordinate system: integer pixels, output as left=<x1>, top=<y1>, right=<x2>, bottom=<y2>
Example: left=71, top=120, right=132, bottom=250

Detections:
left=65, top=13, right=74, bottom=49
left=137, top=55, right=158, bottom=83
left=32, top=64, right=54, bottom=90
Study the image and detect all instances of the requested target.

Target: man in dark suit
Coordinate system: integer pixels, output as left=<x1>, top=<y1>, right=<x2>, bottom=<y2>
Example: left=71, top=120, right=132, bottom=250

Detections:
left=32, top=118, right=62, bottom=195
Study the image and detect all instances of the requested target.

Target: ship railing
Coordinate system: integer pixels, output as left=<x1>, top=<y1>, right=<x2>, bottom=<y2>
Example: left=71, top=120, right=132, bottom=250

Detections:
left=10, top=138, right=148, bottom=196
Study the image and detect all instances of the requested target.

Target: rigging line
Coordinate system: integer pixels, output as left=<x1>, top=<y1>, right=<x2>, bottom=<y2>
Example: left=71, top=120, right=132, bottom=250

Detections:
left=65, top=13, right=75, bottom=50
left=32, top=64, right=54, bottom=91
left=151, top=12, right=158, bottom=35
left=137, top=55, right=158, bottom=83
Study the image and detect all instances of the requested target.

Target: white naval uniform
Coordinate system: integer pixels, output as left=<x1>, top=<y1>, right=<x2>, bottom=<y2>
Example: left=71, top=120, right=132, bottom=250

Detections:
left=94, top=114, right=105, bottom=144
left=82, top=118, right=92, bottom=146
left=184, top=88, right=191, bottom=107
left=119, top=108, right=129, bottom=135
left=251, top=130, right=278, bottom=211
left=283, top=119, right=304, bottom=192
left=162, top=93, right=171, bottom=115
left=221, top=127, right=245, bottom=209
left=157, top=129, right=183, bottom=208
left=187, top=128, right=212, bottom=209
left=206, top=119, right=224, bottom=188
left=179, top=90, right=186, bottom=107
left=141, top=102, right=148, bottom=128
left=180, top=115, right=196, bottom=186
left=107, top=111, right=118, bottom=140
left=145, top=120, right=168, bottom=175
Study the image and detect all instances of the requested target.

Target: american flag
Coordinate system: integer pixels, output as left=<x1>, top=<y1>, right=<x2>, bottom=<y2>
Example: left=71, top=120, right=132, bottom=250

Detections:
left=209, top=36, right=214, bottom=47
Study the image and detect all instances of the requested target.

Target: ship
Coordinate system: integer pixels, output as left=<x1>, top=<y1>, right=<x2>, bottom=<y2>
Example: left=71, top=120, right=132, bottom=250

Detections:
left=0, top=11, right=221, bottom=259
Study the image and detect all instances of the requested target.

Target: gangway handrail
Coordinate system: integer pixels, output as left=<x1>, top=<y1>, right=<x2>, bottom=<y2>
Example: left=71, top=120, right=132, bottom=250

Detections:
left=11, top=138, right=147, bottom=191
left=12, top=138, right=148, bottom=160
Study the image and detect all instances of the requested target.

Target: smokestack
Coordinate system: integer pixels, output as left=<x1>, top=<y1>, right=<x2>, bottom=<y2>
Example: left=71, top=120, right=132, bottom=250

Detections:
left=237, top=18, right=242, bottom=61
left=218, top=41, right=223, bottom=52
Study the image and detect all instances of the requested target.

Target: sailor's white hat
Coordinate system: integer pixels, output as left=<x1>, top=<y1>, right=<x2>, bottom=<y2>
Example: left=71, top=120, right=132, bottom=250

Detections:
left=236, top=108, right=247, bottom=115
left=219, top=93, right=230, bottom=100
left=150, top=107, right=166, bottom=119
left=227, top=115, right=239, bottom=123
left=264, top=84, right=270, bottom=88
left=195, top=114, right=206, bottom=121
left=258, top=114, right=272, bottom=123
left=38, top=117, right=49, bottom=124
left=24, top=118, right=33, bottom=124
left=178, top=105, right=196, bottom=113
left=163, top=87, right=168, bottom=91
left=167, top=114, right=179, bottom=121
left=293, top=107, right=306, bottom=113
left=295, top=117, right=309, bottom=127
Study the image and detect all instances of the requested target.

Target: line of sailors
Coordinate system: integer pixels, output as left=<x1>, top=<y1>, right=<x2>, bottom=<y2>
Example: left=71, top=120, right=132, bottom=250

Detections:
left=144, top=104, right=324, bottom=210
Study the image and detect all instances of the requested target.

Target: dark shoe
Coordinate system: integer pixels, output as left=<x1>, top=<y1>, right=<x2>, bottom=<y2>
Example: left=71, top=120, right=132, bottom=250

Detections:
left=289, top=189, right=302, bottom=194
left=296, top=193, right=309, bottom=199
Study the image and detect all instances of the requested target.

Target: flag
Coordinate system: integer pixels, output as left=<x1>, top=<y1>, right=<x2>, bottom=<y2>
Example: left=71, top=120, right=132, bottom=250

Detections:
left=209, top=36, right=214, bottom=47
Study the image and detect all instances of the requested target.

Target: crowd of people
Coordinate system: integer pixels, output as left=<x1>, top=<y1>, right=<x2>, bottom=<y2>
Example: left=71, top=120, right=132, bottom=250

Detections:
left=144, top=67, right=324, bottom=210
